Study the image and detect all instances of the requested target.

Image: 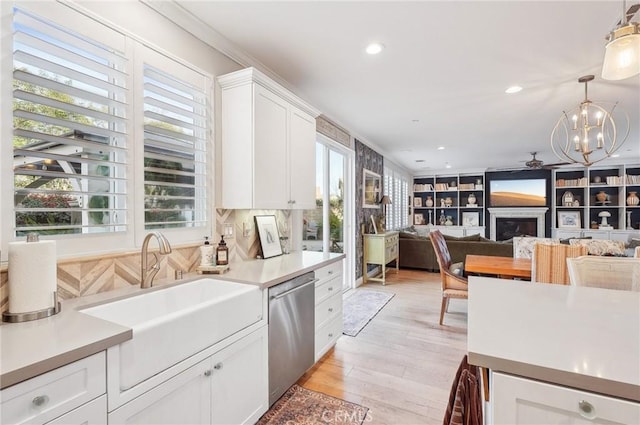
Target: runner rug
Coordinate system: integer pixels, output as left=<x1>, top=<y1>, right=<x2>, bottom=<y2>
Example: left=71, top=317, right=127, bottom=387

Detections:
left=257, top=385, right=369, bottom=425
left=342, top=289, right=395, bottom=337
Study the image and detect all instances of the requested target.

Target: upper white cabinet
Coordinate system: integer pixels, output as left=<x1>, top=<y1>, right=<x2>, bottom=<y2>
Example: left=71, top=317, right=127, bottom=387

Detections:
left=218, top=68, right=320, bottom=209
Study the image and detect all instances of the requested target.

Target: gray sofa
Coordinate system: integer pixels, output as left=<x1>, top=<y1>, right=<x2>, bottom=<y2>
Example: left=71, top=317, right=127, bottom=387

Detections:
left=398, top=232, right=513, bottom=272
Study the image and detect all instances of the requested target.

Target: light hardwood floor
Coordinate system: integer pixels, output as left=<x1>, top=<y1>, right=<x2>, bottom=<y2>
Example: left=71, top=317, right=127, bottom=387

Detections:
left=298, top=269, right=468, bottom=425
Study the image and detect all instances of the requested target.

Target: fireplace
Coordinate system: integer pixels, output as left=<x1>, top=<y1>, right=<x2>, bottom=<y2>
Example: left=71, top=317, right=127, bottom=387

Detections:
left=495, top=218, right=537, bottom=241
left=488, top=208, right=548, bottom=241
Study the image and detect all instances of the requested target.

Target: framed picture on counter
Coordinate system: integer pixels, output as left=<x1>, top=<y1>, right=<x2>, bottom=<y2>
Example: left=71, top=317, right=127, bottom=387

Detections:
left=255, top=215, right=283, bottom=259
left=363, top=169, right=381, bottom=208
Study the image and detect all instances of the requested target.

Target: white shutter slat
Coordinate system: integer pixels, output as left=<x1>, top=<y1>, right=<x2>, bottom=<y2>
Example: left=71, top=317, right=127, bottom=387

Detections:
left=13, top=7, right=128, bottom=236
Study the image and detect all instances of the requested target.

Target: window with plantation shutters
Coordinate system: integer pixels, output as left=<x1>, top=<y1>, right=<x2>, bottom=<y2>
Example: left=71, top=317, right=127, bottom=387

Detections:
left=143, top=64, right=208, bottom=230
left=12, top=7, right=127, bottom=236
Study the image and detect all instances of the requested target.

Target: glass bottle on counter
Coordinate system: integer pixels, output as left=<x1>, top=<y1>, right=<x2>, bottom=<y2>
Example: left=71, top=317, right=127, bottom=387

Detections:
left=216, top=235, right=229, bottom=265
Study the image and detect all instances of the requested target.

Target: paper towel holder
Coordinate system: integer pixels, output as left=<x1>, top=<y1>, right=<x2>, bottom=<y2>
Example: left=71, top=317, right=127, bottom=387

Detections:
left=2, top=291, right=61, bottom=323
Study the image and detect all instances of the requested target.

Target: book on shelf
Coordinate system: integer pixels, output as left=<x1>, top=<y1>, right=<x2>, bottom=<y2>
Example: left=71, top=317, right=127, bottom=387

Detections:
left=435, top=183, right=455, bottom=191
left=555, top=177, right=587, bottom=187
left=626, top=174, right=640, bottom=185
left=458, top=183, right=475, bottom=190
left=413, top=183, right=433, bottom=192
left=605, top=175, right=623, bottom=185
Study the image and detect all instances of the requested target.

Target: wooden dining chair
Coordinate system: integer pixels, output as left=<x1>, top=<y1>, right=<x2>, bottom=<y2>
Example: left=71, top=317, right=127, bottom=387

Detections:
left=531, top=243, right=587, bottom=284
left=567, top=256, right=640, bottom=291
left=429, top=230, right=468, bottom=325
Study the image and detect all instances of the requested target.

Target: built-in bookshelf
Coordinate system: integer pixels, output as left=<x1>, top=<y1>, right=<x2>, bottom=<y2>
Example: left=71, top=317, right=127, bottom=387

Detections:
left=553, top=164, right=640, bottom=231
left=412, top=174, right=484, bottom=228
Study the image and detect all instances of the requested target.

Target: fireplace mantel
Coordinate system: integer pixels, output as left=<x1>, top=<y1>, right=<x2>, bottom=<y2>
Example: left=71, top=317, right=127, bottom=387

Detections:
left=488, top=207, right=548, bottom=240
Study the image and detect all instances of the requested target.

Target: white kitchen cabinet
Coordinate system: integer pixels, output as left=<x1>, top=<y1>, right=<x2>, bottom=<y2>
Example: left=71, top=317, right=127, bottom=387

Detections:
left=108, top=326, right=267, bottom=425
left=491, top=372, right=640, bottom=424
left=108, top=359, right=211, bottom=425
left=0, top=352, right=106, bottom=425
left=218, top=67, right=320, bottom=210
left=46, top=396, right=106, bottom=425
left=314, top=260, right=344, bottom=361
left=210, top=325, right=268, bottom=425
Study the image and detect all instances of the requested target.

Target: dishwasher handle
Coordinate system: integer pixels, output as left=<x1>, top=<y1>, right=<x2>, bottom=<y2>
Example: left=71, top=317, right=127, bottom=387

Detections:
left=270, top=278, right=318, bottom=300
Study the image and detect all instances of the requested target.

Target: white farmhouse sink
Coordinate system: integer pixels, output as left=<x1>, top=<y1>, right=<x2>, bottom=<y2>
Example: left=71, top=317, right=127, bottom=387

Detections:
left=80, top=278, right=262, bottom=390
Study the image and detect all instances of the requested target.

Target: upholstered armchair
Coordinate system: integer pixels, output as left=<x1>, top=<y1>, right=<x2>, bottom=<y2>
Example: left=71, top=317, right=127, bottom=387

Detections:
left=429, top=230, right=468, bottom=325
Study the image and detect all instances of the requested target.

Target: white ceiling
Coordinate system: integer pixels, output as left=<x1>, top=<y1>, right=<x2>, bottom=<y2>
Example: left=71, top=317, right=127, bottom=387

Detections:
left=169, top=1, right=639, bottom=174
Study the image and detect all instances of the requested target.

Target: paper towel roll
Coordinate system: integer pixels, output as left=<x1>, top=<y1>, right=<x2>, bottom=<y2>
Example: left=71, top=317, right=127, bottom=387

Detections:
left=8, top=240, right=57, bottom=313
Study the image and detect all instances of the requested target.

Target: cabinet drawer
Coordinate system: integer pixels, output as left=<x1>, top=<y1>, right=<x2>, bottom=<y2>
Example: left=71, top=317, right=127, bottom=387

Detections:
left=46, top=395, right=106, bottom=425
left=315, top=314, right=342, bottom=362
left=314, top=293, right=342, bottom=330
left=315, top=261, right=342, bottom=286
left=315, top=275, right=341, bottom=305
left=385, top=233, right=398, bottom=248
left=491, top=372, right=640, bottom=424
left=1, top=352, right=106, bottom=425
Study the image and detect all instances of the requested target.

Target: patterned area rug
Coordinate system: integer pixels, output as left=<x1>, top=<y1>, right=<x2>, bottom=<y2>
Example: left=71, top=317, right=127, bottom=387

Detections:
left=257, top=385, right=369, bottom=425
left=342, top=289, right=395, bottom=337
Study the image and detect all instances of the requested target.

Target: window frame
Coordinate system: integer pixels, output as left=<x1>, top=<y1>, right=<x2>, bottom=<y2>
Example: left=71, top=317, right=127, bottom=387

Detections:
left=1, top=2, right=213, bottom=261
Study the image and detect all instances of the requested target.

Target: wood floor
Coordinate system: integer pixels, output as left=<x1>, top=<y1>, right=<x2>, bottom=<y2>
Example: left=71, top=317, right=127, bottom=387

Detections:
left=298, top=269, right=468, bottom=424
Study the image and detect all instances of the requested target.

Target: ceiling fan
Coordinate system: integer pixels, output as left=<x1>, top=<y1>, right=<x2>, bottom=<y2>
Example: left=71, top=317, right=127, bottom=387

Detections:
left=523, top=152, right=569, bottom=170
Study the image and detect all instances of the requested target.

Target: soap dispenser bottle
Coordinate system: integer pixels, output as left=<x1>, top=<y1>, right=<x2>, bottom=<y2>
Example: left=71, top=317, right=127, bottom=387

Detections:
left=200, top=236, right=215, bottom=266
left=216, top=235, right=229, bottom=265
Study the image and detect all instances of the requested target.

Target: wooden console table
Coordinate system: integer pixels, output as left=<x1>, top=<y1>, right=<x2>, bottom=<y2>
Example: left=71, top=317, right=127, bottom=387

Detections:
left=363, top=231, right=399, bottom=285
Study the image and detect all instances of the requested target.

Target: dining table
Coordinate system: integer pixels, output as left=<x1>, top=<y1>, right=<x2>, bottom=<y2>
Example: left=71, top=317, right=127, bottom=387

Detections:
left=465, top=254, right=532, bottom=280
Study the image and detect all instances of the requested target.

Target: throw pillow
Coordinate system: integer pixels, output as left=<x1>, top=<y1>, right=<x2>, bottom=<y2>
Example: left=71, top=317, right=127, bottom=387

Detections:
left=568, top=239, right=626, bottom=256
left=559, top=236, right=592, bottom=245
left=449, top=262, right=464, bottom=276
left=399, top=231, right=419, bottom=239
left=627, top=238, right=640, bottom=249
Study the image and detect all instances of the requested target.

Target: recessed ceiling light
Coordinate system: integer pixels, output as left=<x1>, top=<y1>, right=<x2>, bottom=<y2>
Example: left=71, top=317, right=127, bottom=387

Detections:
left=611, top=154, right=620, bottom=158
left=445, top=163, right=452, bottom=169
left=365, top=42, right=384, bottom=55
left=437, top=146, right=445, bottom=150
left=505, top=86, right=523, bottom=94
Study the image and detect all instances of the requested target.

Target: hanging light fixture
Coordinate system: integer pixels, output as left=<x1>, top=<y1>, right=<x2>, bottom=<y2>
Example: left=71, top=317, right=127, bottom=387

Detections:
left=602, top=1, right=640, bottom=80
left=550, top=75, right=630, bottom=167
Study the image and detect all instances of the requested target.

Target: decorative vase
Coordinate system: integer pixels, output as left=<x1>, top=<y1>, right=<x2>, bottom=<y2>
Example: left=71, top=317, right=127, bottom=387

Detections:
left=467, top=193, right=477, bottom=206
left=627, top=191, right=639, bottom=206
left=444, top=197, right=453, bottom=207
left=439, top=210, right=446, bottom=226
left=445, top=216, right=453, bottom=226
left=425, top=196, right=434, bottom=207
left=595, top=191, right=608, bottom=204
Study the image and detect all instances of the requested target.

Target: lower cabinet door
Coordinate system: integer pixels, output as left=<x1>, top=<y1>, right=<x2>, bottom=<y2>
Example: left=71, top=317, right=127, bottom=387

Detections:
left=46, top=395, right=106, bottom=425
left=211, top=326, right=268, bottom=425
left=108, top=359, right=211, bottom=425
left=492, top=372, right=640, bottom=424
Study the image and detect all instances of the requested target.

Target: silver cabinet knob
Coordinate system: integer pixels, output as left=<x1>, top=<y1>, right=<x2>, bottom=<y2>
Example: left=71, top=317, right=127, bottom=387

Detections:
left=578, top=400, right=596, bottom=420
left=328, top=333, right=333, bottom=337
left=213, top=362, right=223, bottom=370
left=328, top=270, right=333, bottom=275
left=32, top=395, right=49, bottom=407
left=328, top=308, right=333, bottom=312
left=204, top=369, right=212, bottom=377
left=328, top=287, right=333, bottom=291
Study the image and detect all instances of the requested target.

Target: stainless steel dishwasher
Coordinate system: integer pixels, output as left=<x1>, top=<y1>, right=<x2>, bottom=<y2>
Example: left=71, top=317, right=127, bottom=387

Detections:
left=268, top=271, right=316, bottom=406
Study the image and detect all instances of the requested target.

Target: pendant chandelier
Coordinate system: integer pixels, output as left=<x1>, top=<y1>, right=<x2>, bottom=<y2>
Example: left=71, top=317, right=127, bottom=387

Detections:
left=602, top=0, right=640, bottom=80
left=550, top=75, right=630, bottom=167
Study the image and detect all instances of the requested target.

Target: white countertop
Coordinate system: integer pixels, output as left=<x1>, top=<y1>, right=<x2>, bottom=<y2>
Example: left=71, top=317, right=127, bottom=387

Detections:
left=467, top=276, right=640, bottom=401
left=0, top=251, right=343, bottom=389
